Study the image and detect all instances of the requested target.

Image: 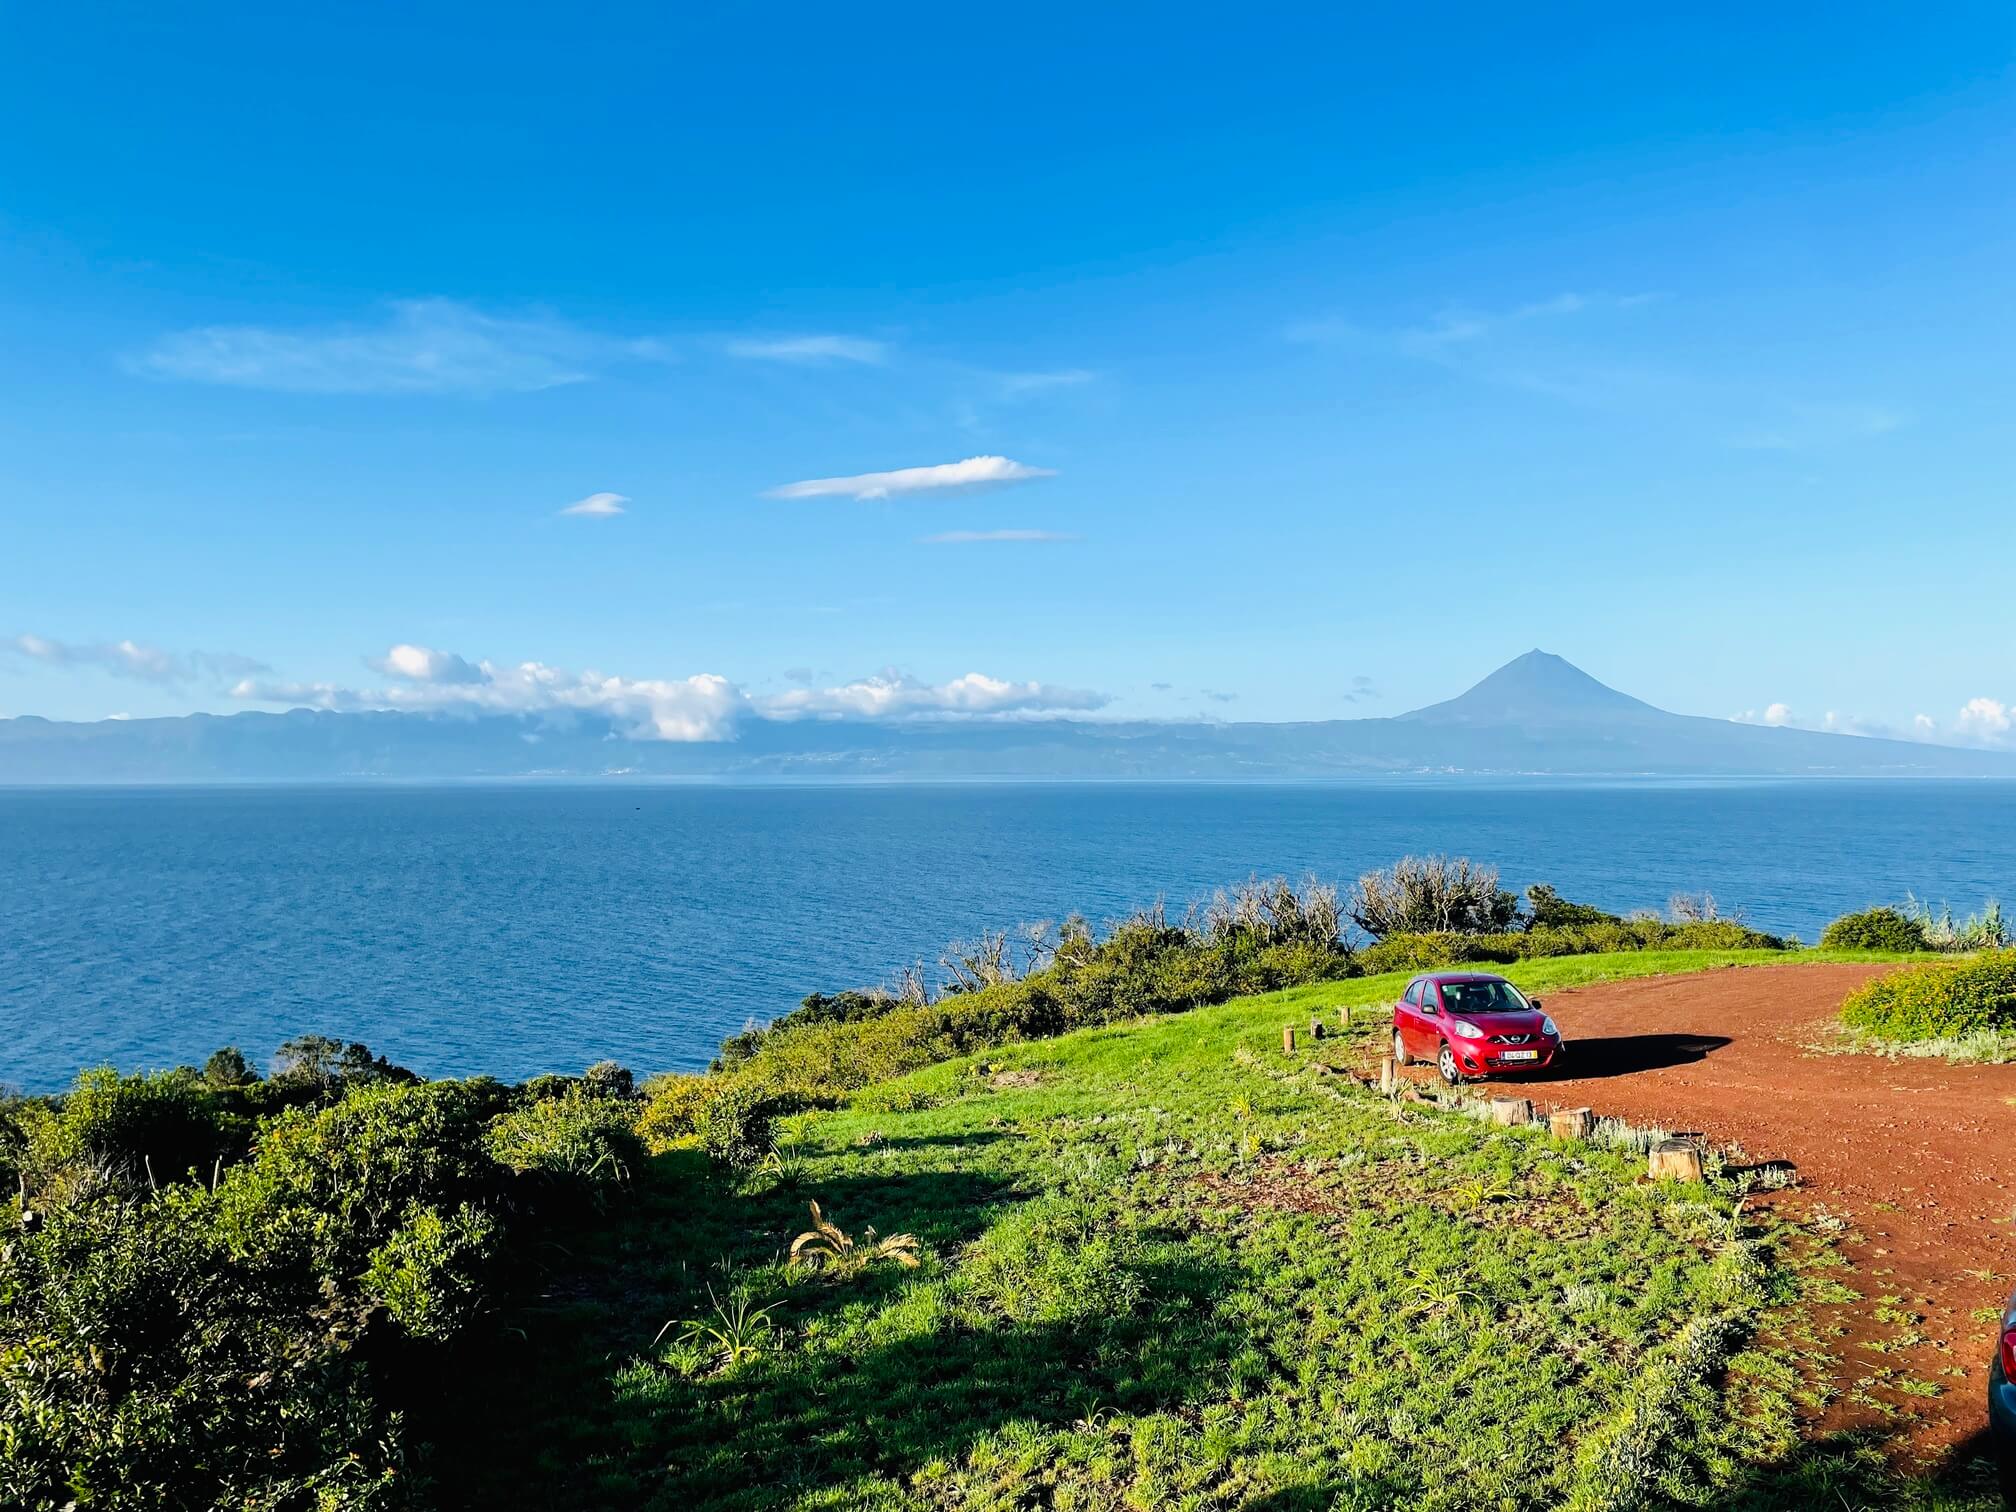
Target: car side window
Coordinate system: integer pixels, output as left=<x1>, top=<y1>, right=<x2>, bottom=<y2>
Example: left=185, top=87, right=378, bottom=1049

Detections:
left=1418, top=982, right=1437, bottom=1013
left=1404, top=981, right=1422, bottom=1007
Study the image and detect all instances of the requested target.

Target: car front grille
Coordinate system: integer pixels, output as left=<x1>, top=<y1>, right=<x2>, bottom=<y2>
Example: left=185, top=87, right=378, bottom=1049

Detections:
left=1490, top=1033, right=1532, bottom=1044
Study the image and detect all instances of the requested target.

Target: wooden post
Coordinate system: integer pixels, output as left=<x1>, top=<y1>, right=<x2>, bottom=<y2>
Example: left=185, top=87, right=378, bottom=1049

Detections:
left=1379, top=1056, right=1396, bottom=1094
left=1488, top=1098, right=1533, bottom=1127
left=1308, top=1017, right=1325, bottom=1042
left=1549, top=1107, right=1594, bottom=1141
left=1339, top=1002, right=1352, bottom=1031
left=1282, top=1025, right=1297, bottom=1054
left=1648, top=1141, right=1705, bottom=1182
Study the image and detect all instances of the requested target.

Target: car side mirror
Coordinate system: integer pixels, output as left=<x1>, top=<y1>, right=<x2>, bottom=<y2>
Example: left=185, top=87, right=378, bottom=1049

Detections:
left=1529, top=998, right=1543, bottom=1011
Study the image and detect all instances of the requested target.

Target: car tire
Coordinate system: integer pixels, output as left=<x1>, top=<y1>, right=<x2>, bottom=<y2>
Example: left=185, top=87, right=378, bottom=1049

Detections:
left=1392, top=1030, right=1411, bottom=1067
left=1437, top=1042, right=1463, bottom=1087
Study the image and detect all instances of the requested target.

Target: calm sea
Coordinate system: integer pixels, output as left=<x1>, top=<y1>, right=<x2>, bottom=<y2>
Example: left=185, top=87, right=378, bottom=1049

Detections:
left=3, top=780, right=2012, bottom=1093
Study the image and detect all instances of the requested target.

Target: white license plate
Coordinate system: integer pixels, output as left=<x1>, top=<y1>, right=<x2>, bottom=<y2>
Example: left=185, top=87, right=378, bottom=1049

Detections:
left=1500, top=1049, right=1539, bottom=1062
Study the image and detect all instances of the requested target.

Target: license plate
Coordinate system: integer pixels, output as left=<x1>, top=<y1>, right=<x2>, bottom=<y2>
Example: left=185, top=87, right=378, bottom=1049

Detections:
left=1500, top=1049, right=1539, bottom=1062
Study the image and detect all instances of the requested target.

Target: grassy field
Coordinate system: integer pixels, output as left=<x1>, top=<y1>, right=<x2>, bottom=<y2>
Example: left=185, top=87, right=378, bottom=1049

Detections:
left=432, top=948, right=1996, bottom=1511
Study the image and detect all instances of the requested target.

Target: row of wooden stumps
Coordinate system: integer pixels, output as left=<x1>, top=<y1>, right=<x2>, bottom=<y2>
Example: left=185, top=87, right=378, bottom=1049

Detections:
left=1280, top=1012, right=1704, bottom=1183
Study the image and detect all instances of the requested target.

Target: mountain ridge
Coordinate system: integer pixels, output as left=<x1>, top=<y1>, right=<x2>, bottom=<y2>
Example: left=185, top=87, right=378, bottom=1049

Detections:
left=2, top=652, right=2009, bottom=782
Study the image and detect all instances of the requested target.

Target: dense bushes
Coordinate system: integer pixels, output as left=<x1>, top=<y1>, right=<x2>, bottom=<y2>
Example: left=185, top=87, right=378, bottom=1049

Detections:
left=0, top=1055, right=647, bottom=1510
left=1839, top=950, right=2016, bottom=1042
left=1349, top=856, right=1519, bottom=938
left=1820, top=907, right=1930, bottom=952
left=1357, top=918, right=1788, bottom=974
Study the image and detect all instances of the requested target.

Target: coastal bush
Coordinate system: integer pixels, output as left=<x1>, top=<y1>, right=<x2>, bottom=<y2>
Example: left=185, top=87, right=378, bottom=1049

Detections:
left=1349, top=855, right=1521, bottom=939
left=214, top=1079, right=504, bottom=1274
left=17, top=1066, right=229, bottom=1192
left=0, top=1186, right=408, bottom=1511
left=1524, top=883, right=1621, bottom=929
left=1901, top=893, right=2009, bottom=951
left=1359, top=918, right=1788, bottom=974
left=363, top=1199, right=501, bottom=1340
left=1839, top=949, right=2016, bottom=1041
left=488, top=1083, right=641, bottom=1189
left=639, top=1074, right=788, bottom=1169
left=1820, top=906, right=1929, bottom=952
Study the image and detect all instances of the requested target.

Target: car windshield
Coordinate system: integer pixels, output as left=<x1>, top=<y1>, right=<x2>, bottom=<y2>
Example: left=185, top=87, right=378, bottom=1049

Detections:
left=1438, top=980, right=1529, bottom=1017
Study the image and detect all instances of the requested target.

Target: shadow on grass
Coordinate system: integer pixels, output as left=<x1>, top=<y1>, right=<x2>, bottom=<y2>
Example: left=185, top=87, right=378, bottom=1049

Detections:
left=1702, top=1426, right=2005, bottom=1509
left=612, top=1247, right=1244, bottom=1511
left=425, top=1158, right=1186, bottom=1511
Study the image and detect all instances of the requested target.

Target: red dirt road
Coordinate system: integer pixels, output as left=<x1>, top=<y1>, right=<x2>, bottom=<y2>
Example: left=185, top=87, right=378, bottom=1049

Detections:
left=1415, top=963, right=2016, bottom=1461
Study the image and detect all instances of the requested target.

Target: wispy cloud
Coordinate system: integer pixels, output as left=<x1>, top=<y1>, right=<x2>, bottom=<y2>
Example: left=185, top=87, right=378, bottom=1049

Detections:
left=766, top=455, right=1056, bottom=502
left=919, top=529, right=1078, bottom=544
left=998, top=368, right=1096, bottom=396
left=129, top=298, right=667, bottom=396
left=758, top=669, right=1106, bottom=720
left=1339, top=674, right=1380, bottom=705
left=558, top=491, right=628, bottom=518
left=227, top=645, right=1106, bottom=738
left=726, top=334, right=888, bottom=365
left=7, top=632, right=266, bottom=685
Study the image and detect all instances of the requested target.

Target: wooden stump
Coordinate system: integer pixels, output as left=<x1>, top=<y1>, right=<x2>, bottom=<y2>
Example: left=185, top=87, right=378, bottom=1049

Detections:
left=1648, top=1141, right=1705, bottom=1182
left=1308, top=1018, right=1325, bottom=1042
left=1549, top=1107, right=1594, bottom=1141
left=1338, top=1003, right=1352, bottom=1031
left=1282, top=1025, right=1297, bottom=1054
left=1379, top=1056, right=1396, bottom=1094
left=1488, top=1098, right=1533, bottom=1127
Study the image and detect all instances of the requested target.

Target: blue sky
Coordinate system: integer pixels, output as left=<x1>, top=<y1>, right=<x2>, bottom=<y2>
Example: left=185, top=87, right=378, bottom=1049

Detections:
left=3, top=3, right=2013, bottom=744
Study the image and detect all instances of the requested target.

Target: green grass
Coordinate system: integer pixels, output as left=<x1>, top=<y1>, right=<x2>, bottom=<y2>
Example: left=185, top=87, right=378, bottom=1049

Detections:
left=430, top=950, right=2000, bottom=1511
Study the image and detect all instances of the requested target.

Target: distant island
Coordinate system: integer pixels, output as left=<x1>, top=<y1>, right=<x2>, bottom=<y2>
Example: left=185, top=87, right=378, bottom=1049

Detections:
left=2, top=650, right=2010, bottom=781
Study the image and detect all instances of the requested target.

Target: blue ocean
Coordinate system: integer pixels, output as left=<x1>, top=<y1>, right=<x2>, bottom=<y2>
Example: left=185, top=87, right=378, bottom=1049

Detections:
left=3, top=780, right=2012, bottom=1093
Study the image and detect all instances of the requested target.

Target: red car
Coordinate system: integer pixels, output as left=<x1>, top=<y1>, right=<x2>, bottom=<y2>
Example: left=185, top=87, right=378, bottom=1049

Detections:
left=1391, top=971, right=1564, bottom=1086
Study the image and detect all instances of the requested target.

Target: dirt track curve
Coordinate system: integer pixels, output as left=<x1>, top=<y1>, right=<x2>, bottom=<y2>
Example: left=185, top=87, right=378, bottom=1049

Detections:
left=1405, top=962, right=2016, bottom=1463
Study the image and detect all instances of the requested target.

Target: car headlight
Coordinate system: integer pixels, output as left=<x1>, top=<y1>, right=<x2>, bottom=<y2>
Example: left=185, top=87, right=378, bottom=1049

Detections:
left=1448, top=1019, right=1484, bottom=1040
left=1541, top=1015, right=1559, bottom=1038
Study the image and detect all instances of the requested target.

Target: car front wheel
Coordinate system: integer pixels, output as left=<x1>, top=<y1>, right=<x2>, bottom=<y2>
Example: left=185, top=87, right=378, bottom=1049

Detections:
left=1437, top=1042, right=1463, bottom=1086
left=1392, top=1029, right=1411, bottom=1067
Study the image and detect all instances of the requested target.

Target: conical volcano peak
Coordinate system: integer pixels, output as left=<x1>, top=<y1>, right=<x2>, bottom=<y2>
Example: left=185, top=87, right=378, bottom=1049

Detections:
left=1397, top=651, right=1660, bottom=725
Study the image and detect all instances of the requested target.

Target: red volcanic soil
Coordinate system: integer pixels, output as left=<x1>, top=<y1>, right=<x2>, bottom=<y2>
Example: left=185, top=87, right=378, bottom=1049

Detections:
left=1404, top=962, right=2016, bottom=1463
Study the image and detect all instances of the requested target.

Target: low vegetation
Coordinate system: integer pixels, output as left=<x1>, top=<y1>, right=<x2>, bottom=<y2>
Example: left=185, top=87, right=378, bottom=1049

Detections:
left=1839, top=948, right=2016, bottom=1044
left=2, top=861, right=1999, bottom=1509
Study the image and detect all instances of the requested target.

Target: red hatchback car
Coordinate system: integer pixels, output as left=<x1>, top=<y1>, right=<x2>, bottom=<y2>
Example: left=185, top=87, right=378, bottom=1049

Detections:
left=1391, top=971, right=1565, bottom=1085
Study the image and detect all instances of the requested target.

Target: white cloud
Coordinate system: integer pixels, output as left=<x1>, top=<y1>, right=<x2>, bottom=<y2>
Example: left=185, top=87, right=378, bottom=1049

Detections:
left=8, top=632, right=266, bottom=685
left=228, top=646, right=1105, bottom=738
left=559, top=491, right=628, bottom=518
left=1762, top=702, right=1793, bottom=727
left=129, top=299, right=667, bottom=396
left=1956, top=697, right=2012, bottom=741
left=767, top=455, right=1056, bottom=501
left=760, top=669, right=1106, bottom=720
left=368, top=644, right=485, bottom=684
left=920, top=529, right=1078, bottom=544
left=726, top=334, right=888, bottom=365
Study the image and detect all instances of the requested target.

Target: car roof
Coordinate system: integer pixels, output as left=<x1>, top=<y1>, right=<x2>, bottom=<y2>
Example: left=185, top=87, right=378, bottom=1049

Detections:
left=1413, top=971, right=1510, bottom=985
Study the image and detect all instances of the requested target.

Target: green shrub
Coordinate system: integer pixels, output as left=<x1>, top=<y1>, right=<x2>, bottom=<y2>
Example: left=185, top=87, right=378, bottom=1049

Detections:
left=22, top=1067, right=228, bottom=1190
left=1524, top=883, right=1621, bottom=929
left=0, top=1187, right=407, bottom=1510
left=1840, top=950, right=2016, bottom=1041
left=1349, top=855, right=1519, bottom=939
left=487, top=1084, right=641, bottom=1189
left=215, top=1079, right=502, bottom=1275
left=1820, top=907, right=1929, bottom=952
left=363, top=1200, right=500, bottom=1340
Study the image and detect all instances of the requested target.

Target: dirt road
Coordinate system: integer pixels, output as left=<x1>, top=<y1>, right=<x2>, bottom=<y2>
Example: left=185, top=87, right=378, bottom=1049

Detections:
left=1413, top=962, right=2016, bottom=1462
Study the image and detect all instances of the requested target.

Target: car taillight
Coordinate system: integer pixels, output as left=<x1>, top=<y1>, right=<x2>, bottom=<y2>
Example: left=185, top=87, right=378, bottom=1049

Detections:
left=2001, top=1327, right=2016, bottom=1380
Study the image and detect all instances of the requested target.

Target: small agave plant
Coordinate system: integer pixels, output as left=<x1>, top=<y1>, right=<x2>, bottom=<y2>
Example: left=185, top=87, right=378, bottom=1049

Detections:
left=789, top=1200, right=921, bottom=1279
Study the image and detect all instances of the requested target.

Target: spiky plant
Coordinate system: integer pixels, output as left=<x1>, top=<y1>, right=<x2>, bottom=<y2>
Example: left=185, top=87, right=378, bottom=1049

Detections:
left=788, top=1199, right=921, bottom=1279
left=654, top=1286, right=776, bottom=1372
